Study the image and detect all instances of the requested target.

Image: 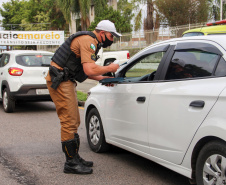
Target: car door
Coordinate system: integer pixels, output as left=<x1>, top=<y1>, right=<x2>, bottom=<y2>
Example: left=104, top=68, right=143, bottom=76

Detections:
left=104, top=44, right=170, bottom=154
left=147, top=41, right=226, bottom=164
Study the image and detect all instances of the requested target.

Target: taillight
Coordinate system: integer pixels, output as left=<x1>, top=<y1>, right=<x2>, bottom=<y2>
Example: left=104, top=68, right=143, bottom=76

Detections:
left=8, top=67, right=23, bottom=76
left=127, top=52, right=130, bottom=59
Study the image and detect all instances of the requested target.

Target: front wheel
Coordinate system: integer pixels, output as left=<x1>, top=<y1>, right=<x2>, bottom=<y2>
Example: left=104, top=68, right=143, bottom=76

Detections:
left=196, top=141, right=226, bottom=185
left=86, top=108, right=110, bottom=153
left=2, top=88, right=15, bottom=113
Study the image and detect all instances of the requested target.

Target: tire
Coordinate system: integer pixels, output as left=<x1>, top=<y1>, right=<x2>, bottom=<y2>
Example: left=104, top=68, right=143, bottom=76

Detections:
left=2, top=88, right=15, bottom=113
left=104, top=60, right=114, bottom=66
left=196, top=141, right=226, bottom=185
left=86, top=108, right=110, bottom=153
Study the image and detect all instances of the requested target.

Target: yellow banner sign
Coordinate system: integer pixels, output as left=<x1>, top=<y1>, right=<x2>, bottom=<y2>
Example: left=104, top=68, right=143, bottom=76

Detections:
left=0, top=31, right=64, bottom=45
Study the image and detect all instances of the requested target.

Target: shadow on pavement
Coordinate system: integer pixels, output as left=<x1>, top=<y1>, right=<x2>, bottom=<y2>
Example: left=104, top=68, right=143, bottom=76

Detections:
left=0, top=101, right=56, bottom=113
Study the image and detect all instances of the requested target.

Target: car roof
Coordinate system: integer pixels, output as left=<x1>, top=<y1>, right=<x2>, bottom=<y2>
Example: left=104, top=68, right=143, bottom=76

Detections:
left=2, top=50, right=54, bottom=55
left=129, top=35, right=226, bottom=61
left=151, top=35, right=226, bottom=48
left=183, top=25, right=226, bottom=35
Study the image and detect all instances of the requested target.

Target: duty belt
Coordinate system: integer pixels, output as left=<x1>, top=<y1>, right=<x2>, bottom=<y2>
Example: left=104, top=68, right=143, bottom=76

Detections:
left=49, top=66, right=70, bottom=89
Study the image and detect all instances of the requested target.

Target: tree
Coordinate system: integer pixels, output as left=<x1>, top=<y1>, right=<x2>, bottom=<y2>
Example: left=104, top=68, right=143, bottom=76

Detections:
left=130, top=0, right=160, bottom=45
left=21, top=0, right=67, bottom=31
left=132, top=0, right=160, bottom=31
left=94, top=0, right=108, bottom=17
left=0, top=0, right=27, bottom=30
left=155, top=0, right=210, bottom=26
left=118, top=0, right=134, bottom=23
left=209, top=0, right=226, bottom=20
left=0, top=0, right=67, bottom=31
left=56, top=0, right=91, bottom=30
left=88, top=6, right=132, bottom=33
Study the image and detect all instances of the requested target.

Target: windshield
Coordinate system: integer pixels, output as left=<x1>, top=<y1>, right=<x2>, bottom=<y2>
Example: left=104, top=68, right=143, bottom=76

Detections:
left=16, top=55, right=52, bottom=67
left=182, top=32, right=204, bottom=37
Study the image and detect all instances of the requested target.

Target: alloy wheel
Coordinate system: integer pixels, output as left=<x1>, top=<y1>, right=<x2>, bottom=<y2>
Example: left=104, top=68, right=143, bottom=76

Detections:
left=3, top=91, right=8, bottom=110
left=89, top=115, right=100, bottom=145
left=203, top=154, right=226, bottom=185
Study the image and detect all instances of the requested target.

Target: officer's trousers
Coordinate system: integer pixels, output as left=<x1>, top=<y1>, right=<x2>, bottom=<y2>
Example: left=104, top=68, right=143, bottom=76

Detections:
left=46, top=80, right=80, bottom=142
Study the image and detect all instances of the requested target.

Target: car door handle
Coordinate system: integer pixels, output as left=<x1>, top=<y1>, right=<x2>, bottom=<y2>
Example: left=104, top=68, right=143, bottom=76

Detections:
left=136, top=96, right=146, bottom=102
left=189, top=100, right=205, bottom=108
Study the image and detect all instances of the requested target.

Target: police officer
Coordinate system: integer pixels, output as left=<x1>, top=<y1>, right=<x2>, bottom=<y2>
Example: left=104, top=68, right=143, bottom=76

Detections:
left=45, top=20, right=121, bottom=175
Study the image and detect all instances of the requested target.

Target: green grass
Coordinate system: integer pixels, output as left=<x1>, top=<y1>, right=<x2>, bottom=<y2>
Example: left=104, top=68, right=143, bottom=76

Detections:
left=77, top=91, right=87, bottom=101
left=126, top=69, right=154, bottom=77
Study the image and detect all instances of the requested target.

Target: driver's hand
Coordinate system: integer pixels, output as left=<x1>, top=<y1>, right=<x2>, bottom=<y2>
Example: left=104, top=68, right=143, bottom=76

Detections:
left=108, top=63, right=119, bottom=72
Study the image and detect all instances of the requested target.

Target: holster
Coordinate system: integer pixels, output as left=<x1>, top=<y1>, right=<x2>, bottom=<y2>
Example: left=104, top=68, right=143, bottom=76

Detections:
left=49, top=66, right=70, bottom=89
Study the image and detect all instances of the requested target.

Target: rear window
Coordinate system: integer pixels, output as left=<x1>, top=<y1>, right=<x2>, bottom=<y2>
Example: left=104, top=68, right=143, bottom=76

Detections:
left=16, top=55, right=53, bottom=67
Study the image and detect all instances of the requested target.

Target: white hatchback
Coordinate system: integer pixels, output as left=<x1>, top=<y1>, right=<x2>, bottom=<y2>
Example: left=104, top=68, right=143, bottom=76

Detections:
left=0, top=50, right=53, bottom=113
left=85, top=36, right=226, bottom=185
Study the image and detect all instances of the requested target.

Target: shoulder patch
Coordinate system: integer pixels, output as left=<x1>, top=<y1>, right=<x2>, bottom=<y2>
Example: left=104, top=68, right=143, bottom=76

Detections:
left=91, top=54, right=97, bottom=61
left=90, top=43, right=96, bottom=51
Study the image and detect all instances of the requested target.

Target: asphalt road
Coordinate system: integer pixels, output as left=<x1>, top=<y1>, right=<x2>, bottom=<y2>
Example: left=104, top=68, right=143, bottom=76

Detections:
left=0, top=100, right=191, bottom=185
left=76, top=79, right=98, bottom=93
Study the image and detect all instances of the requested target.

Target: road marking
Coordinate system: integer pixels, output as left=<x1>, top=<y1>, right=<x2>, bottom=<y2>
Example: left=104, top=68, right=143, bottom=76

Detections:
left=79, top=107, right=84, bottom=110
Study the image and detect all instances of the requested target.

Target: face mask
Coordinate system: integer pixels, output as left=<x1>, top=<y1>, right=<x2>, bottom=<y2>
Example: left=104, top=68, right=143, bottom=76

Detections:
left=102, top=34, right=113, bottom=48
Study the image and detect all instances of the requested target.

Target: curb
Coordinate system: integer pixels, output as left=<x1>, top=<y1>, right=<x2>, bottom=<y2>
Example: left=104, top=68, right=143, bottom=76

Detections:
left=78, top=101, right=85, bottom=107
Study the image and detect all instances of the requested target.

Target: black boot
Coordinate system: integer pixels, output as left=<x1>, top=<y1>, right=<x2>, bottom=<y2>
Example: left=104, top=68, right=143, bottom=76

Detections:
left=74, top=133, right=94, bottom=167
left=62, top=139, right=92, bottom=174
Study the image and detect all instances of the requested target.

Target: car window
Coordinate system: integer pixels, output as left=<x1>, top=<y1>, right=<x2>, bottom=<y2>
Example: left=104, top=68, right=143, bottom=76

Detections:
left=0, top=54, right=10, bottom=67
left=3, top=54, right=10, bottom=66
left=165, top=50, right=219, bottom=80
left=215, top=57, right=226, bottom=77
left=182, top=32, right=204, bottom=37
left=0, top=54, right=2, bottom=67
left=125, top=51, right=165, bottom=78
left=16, top=55, right=52, bottom=67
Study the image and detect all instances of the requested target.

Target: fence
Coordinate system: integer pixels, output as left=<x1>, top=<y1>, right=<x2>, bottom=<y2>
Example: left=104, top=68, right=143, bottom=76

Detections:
left=109, top=22, right=206, bottom=53
left=100, top=22, right=206, bottom=56
left=1, top=22, right=207, bottom=55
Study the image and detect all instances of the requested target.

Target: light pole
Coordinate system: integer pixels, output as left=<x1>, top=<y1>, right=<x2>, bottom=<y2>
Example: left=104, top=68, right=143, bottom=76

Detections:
left=220, top=0, right=223, bottom=20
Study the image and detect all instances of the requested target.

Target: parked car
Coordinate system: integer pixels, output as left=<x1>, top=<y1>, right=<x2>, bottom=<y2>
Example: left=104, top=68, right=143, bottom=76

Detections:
left=182, top=19, right=226, bottom=37
left=95, top=47, right=130, bottom=66
left=85, top=35, right=226, bottom=185
left=0, top=50, right=53, bottom=113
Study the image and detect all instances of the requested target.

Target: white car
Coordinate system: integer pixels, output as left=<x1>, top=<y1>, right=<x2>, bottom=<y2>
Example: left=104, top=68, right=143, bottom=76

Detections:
left=0, top=50, right=53, bottom=113
left=85, top=35, right=226, bottom=185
